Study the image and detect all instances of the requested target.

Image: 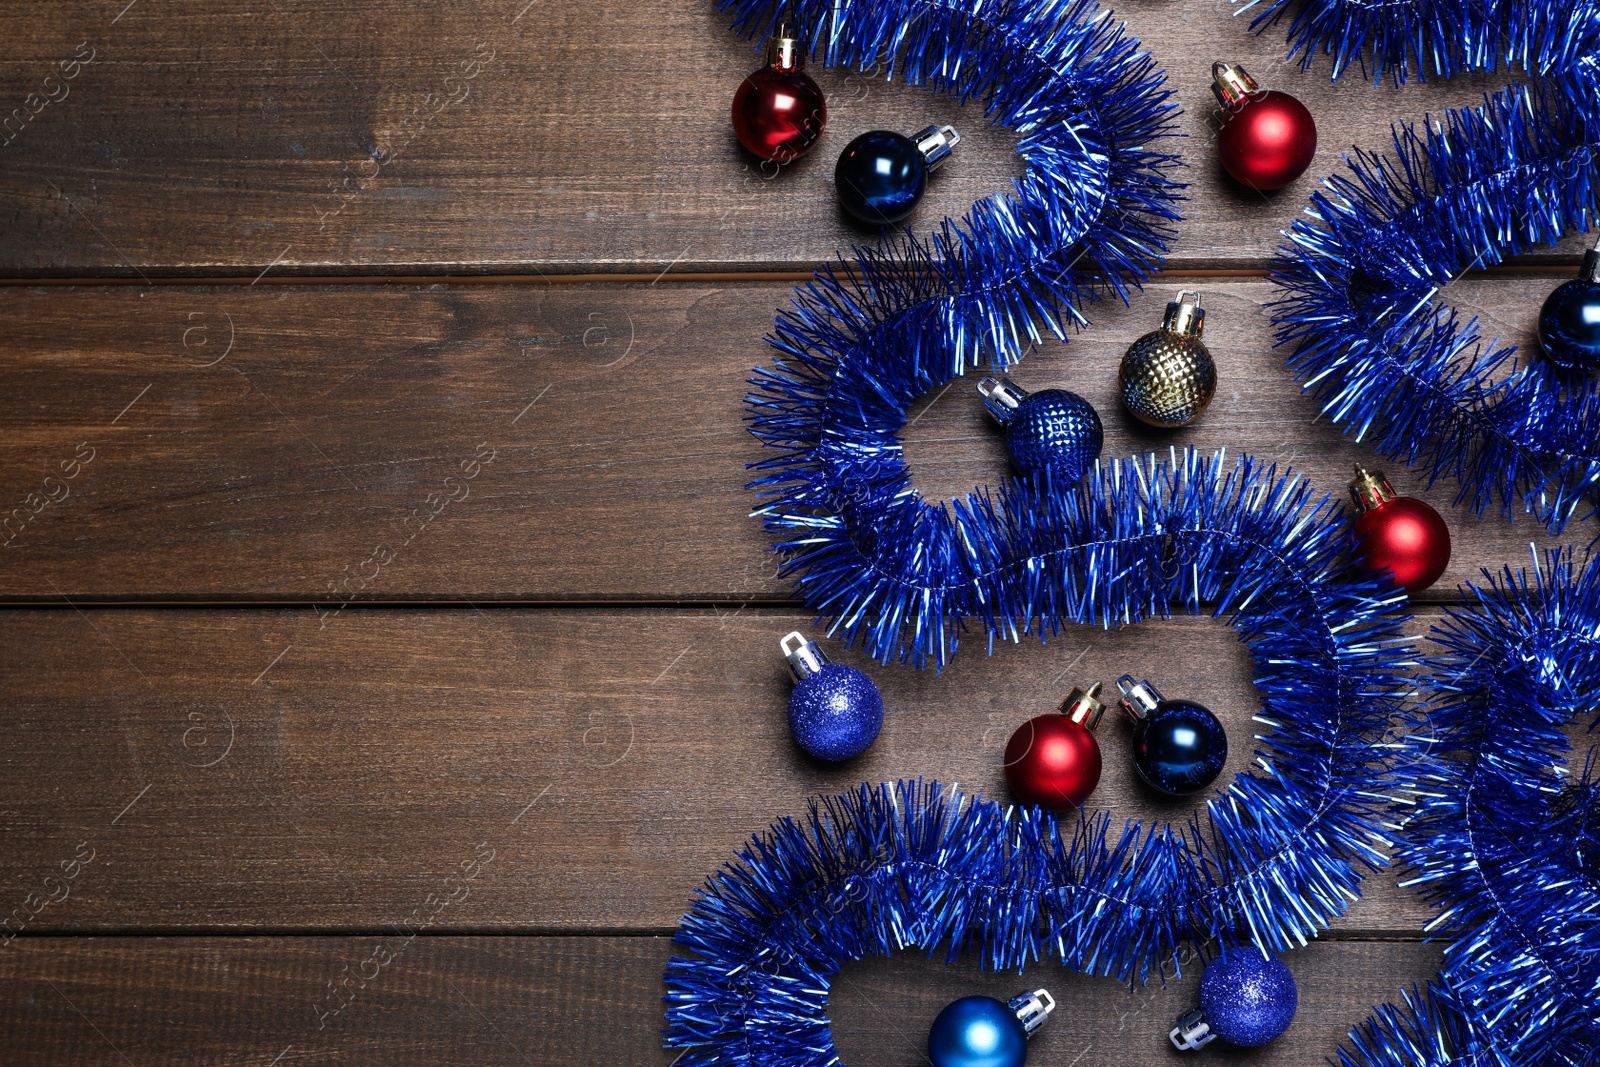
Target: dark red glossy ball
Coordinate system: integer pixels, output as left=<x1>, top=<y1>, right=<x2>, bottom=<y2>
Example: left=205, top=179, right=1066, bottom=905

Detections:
left=1217, top=91, right=1317, bottom=191
left=731, top=67, right=826, bottom=163
left=1352, top=496, right=1451, bottom=592
left=1003, top=715, right=1102, bottom=811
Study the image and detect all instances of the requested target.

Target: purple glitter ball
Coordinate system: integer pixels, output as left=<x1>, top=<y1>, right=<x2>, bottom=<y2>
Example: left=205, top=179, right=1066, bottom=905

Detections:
left=1198, top=947, right=1298, bottom=1047
left=787, top=663, right=882, bottom=762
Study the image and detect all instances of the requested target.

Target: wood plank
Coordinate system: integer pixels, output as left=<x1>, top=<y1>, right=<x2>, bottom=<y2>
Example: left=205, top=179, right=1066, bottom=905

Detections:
left=0, top=934, right=1446, bottom=1066
left=0, top=278, right=1575, bottom=603
left=0, top=0, right=1582, bottom=275
left=0, top=606, right=1461, bottom=934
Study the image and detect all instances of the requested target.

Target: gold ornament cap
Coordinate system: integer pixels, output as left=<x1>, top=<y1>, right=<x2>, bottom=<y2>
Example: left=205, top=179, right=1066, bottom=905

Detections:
left=1212, top=62, right=1259, bottom=109
left=764, top=30, right=804, bottom=71
left=1118, top=291, right=1217, bottom=429
left=1058, top=681, right=1106, bottom=730
left=1161, top=290, right=1205, bottom=338
left=1348, top=464, right=1397, bottom=513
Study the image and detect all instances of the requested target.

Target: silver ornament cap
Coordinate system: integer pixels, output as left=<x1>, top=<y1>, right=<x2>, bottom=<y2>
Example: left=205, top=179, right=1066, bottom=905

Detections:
left=978, top=375, right=1030, bottom=424
left=780, top=631, right=830, bottom=681
left=913, top=124, right=961, bottom=171
left=1170, top=1007, right=1217, bottom=1051
left=1009, top=989, right=1056, bottom=1037
left=1117, top=674, right=1164, bottom=721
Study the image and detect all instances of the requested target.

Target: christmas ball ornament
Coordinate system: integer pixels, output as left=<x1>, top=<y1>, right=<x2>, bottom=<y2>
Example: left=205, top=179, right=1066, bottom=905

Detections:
left=780, top=631, right=882, bottom=761
left=730, top=31, right=827, bottom=164
left=1118, top=290, right=1217, bottom=428
left=1003, top=683, right=1105, bottom=811
left=1117, top=675, right=1227, bottom=795
left=978, top=376, right=1104, bottom=483
left=927, top=989, right=1055, bottom=1067
left=1212, top=62, right=1316, bottom=191
left=1171, top=946, right=1298, bottom=1050
left=1347, top=465, right=1450, bottom=593
left=834, top=124, right=960, bottom=226
left=1537, top=236, right=1600, bottom=373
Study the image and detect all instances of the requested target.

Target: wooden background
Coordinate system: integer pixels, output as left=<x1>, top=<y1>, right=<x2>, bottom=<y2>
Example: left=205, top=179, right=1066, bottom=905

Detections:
left=0, top=0, right=1584, bottom=1063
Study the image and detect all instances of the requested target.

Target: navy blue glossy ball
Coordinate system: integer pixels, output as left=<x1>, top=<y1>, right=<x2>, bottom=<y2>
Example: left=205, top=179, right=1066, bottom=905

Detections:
left=1131, top=699, right=1227, bottom=795
left=788, top=663, right=883, bottom=762
left=1006, top=389, right=1103, bottom=482
left=1538, top=278, right=1600, bottom=372
left=927, top=996, right=1028, bottom=1067
left=1199, top=947, right=1298, bottom=1047
left=835, top=130, right=927, bottom=226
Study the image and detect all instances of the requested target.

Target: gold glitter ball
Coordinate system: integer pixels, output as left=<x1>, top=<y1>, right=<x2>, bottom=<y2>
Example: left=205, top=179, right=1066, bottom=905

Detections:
left=1119, top=291, right=1217, bottom=428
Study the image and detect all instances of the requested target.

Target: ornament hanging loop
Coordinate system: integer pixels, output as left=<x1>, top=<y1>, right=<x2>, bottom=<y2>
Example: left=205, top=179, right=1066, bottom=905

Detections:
left=780, top=630, right=829, bottom=680
left=1170, top=1008, right=1216, bottom=1051
left=914, top=124, right=961, bottom=171
left=1580, top=232, right=1600, bottom=283
left=1059, top=681, right=1105, bottom=728
left=764, top=32, right=802, bottom=70
left=1008, top=989, right=1055, bottom=1036
left=978, top=375, right=1029, bottom=422
left=1164, top=290, right=1205, bottom=337
left=1117, top=674, right=1164, bottom=720
left=1348, top=464, right=1396, bottom=511
left=1211, top=62, right=1258, bottom=108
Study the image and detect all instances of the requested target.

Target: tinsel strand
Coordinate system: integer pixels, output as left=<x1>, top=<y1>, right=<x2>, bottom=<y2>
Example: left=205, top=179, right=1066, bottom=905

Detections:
left=666, top=453, right=1416, bottom=1067
left=1336, top=551, right=1600, bottom=1067
left=1268, top=78, right=1600, bottom=534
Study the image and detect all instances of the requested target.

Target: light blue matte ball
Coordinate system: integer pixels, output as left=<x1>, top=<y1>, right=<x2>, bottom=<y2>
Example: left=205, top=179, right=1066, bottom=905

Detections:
left=927, top=996, right=1028, bottom=1067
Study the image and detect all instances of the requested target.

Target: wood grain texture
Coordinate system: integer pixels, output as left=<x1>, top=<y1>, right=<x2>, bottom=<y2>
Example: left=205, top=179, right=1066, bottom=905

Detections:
left=0, top=935, right=1445, bottom=1067
left=0, top=606, right=1447, bottom=934
left=0, top=0, right=1584, bottom=275
left=0, top=277, right=1574, bottom=603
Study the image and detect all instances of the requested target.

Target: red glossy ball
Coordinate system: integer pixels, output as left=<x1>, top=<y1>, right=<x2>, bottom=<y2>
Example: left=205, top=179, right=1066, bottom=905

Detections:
left=1217, top=91, right=1317, bottom=191
left=1352, top=496, right=1451, bottom=592
left=731, top=67, right=826, bottom=163
left=1003, top=715, right=1102, bottom=811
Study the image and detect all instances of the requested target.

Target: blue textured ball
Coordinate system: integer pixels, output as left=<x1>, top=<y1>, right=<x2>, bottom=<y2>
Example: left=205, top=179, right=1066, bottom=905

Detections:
left=1198, top=947, right=1298, bottom=1047
left=1005, top=389, right=1103, bottom=482
left=1131, top=699, right=1228, bottom=795
left=927, top=996, right=1028, bottom=1067
left=1538, top=277, right=1600, bottom=373
left=787, top=663, right=883, bottom=761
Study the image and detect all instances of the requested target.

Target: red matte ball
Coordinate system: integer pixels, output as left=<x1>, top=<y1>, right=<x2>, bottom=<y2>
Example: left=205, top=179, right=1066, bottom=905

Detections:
left=1217, top=91, right=1317, bottom=191
left=731, top=67, right=827, bottom=163
left=1352, top=496, right=1451, bottom=592
left=1003, top=715, right=1102, bottom=811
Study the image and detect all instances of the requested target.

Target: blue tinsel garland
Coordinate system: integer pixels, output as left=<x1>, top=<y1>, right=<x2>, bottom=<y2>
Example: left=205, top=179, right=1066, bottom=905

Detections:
left=1267, top=75, right=1600, bottom=535
left=737, top=0, right=1185, bottom=668
left=1337, top=552, right=1600, bottom=1067
left=666, top=451, right=1415, bottom=1066
left=1234, top=0, right=1600, bottom=84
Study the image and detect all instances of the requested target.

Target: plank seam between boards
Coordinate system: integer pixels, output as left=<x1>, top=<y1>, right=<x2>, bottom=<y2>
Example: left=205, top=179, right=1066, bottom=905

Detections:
left=0, top=264, right=1577, bottom=287
left=0, top=927, right=1435, bottom=941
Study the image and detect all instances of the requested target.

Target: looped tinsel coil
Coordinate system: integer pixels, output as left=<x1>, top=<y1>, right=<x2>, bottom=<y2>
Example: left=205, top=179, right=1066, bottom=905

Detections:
left=666, top=452, right=1418, bottom=1066
left=737, top=0, right=1186, bottom=670
left=1267, top=78, right=1600, bottom=536
left=1336, top=550, right=1600, bottom=1067
left=1234, top=0, right=1600, bottom=84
